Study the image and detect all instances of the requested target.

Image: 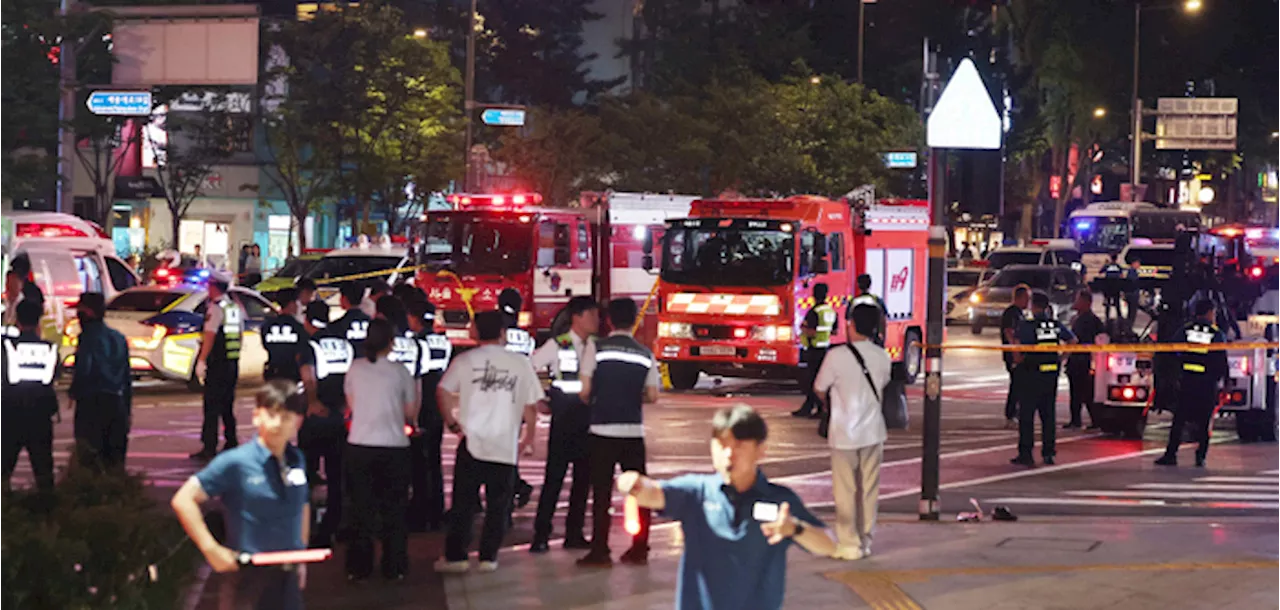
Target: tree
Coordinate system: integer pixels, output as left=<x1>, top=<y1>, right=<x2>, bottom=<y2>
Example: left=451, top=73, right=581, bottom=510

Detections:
left=146, top=91, right=240, bottom=247
left=492, top=107, right=611, bottom=205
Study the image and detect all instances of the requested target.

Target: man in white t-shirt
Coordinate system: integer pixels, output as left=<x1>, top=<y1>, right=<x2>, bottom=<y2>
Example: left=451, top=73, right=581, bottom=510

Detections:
left=814, top=303, right=890, bottom=561
left=435, top=310, right=544, bottom=574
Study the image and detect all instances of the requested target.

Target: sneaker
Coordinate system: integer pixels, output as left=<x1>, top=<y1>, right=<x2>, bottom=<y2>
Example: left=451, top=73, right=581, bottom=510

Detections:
left=477, top=561, right=499, bottom=573
left=1154, top=455, right=1177, bottom=467
left=1009, top=456, right=1035, bottom=467
left=434, top=559, right=470, bottom=574
left=833, top=545, right=864, bottom=561
left=1043, top=456, right=1055, bottom=465
left=188, top=450, right=215, bottom=461
left=1195, top=456, right=1206, bottom=468
left=790, top=408, right=812, bottom=418
left=576, top=551, right=613, bottom=567
left=529, top=540, right=550, bottom=554
left=860, top=543, right=872, bottom=558
left=619, top=546, right=648, bottom=566
left=563, top=536, right=592, bottom=550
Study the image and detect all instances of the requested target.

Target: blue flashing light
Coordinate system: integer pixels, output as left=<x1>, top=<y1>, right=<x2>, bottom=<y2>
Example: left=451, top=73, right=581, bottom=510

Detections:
left=1074, top=221, right=1092, bottom=231
left=198, top=269, right=210, bottom=277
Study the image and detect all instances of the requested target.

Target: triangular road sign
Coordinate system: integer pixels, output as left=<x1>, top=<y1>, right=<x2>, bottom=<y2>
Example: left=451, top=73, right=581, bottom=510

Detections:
left=926, top=58, right=1002, bottom=150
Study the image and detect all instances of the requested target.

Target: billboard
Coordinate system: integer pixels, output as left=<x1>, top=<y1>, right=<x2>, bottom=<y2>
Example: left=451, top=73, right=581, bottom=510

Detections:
left=112, top=12, right=259, bottom=86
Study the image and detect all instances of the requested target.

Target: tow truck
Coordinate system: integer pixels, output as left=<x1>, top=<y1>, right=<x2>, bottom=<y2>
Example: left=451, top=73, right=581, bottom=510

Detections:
left=651, top=196, right=929, bottom=390
left=414, top=191, right=698, bottom=347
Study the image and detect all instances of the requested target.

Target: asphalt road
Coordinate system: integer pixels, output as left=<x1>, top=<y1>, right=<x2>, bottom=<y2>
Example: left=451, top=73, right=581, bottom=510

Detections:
left=14, top=330, right=1276, bottom=536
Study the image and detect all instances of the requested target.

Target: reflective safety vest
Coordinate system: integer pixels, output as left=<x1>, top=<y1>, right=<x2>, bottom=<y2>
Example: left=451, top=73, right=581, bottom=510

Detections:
left=1102, top=263, right=1123, bottom=278
left=310, top=335, right=354, bottom=381
left=1182, top=321, right=1218, bottom=374
left=805, top=303, right=837, bottom=349
left=551, top=332, right=582, bottom=394
left=1029, top=319, right=1063, bottom=374
left=389, top=333, right=423, bottom=377
left=505, top=327, right=535, bottom=357
left=419, top=333, right=452, bottom=374
left=211, top=296, right=242, bottom=363
left=2, top=329, right=57, bottom=386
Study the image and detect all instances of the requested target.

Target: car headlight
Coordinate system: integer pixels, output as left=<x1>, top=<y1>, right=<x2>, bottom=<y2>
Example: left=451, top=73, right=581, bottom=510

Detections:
left=130, top=324, right=169, bottom=350
left=969, top=292, right=982, bottom=304
left=658, top=322, right=693, bottom=339
left=751, top=325, right=793, bottom=342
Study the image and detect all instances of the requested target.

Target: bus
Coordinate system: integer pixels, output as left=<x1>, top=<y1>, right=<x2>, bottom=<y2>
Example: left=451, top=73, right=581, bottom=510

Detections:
left=1066, top=201, right=1201, bottom=278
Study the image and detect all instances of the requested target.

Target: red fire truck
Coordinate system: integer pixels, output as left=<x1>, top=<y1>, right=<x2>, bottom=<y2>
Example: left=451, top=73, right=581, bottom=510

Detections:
left=652, top=196, right=929, bottom=390
left=414, top=191, right=697, bottom=347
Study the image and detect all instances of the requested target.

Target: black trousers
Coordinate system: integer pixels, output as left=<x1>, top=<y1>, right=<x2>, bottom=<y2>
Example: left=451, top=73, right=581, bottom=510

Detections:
left=1103, top=293, right=1122, bottom=324
left=298, top=415, right=345, bottom=543
left=1016, top=370, right=1058, bottom=459
left=1066, top=363, right=1095, bottom=426
left=201, top=363, right=239, bottom=453
left=408, top=409, right=445, bottom=530
left=533, top=421, right=591, bottom=542
left=218, top=565, right=302, bottom=610
left=445, top=441, right=516, bottom=562
left=588, top=434, right=650, bottom=555
left=73, top=393, right=130, bottom=469
left=3, top=412, right=54, bottom=491
left=344, top=444, right=410, bottom=578
left=1164, top=378, right=1216, bottom=461
left=1004, top=365, right=1022, bottom=421
left=799, top=348, right=828, bottom=415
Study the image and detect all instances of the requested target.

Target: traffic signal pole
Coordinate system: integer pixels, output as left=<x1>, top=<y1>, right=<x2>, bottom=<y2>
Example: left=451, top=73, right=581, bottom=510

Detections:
left=920, top=147, right=946, bottom=521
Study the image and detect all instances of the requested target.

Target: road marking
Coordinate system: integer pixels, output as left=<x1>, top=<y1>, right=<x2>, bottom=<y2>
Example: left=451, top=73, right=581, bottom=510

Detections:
left=1259, top=469, right=1278, bottom=475
left=1064, top=490, right=1278, bottom=501
left=1194, top=476, right=1278, bottom=484
left=1129, top=483, right=1278, bottom=492
left=982, top=497, right=1279, bottom=510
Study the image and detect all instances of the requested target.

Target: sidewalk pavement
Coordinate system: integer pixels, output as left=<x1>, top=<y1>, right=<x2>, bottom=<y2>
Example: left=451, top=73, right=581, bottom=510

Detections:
left=190, top=512, right=1278, bottom=609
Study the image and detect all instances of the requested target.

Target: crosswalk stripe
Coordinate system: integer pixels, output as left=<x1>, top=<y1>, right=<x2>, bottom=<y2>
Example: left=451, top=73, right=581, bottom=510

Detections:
left=1259, top=470, right=1279, bottom=475
left=985, top=497, right=1279, bottom=510
left=1129, top=483, right=1278, bottom=492
left=1194, top=476, right=1278, bottom=484
left=1064, top=490, right=1278, bottom=501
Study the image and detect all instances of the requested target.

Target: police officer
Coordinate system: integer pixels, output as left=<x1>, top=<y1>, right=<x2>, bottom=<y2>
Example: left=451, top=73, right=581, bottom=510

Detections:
left=2, top=300, right=58, bottom=492
left=792, top=283, right=836, bottom=418
left=853, top=274, right=887, bottom=346
left=498, top=288, right=536, bottom=507
left=406, top=299, right=452, bottom=532
left=529, top=296, right=599, bottom=553
left=1100, top=254, right=1124, bottom=325
left=1011, top=292, right=1076, bottom=466
left=191, top=273, right=244, bottom=461
left=302, top=300, right=352, bottom=546
left=261, top=288, right=314, bottom=385
left=1123, top=256, right=1142, bottom=334
left=577, top=298, right=661, bottom=567
left=1155, top=300, right=1229, bottom=467
left=332, top=284, right=372, bottom=357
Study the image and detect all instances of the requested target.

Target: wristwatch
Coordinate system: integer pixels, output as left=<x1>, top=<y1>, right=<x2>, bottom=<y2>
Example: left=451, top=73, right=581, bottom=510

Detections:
left=790, top=521, right=805, bottom=538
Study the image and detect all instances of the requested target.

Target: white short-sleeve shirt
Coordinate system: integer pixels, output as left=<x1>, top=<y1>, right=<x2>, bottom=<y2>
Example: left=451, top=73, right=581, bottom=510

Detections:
left=439, top=344, right=546, bottom=465
left=813, top=340, right=890, bottom=450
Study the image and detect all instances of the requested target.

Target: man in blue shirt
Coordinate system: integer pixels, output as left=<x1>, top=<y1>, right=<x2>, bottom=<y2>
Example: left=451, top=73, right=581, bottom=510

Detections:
left=70, top=292, right=132, bottom=470
left=616, top=404, right=837, bottom=609
left=171, top=380, right=312, bottom=609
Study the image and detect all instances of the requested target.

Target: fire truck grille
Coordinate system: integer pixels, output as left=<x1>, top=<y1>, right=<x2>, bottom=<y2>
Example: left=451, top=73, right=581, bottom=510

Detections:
left=692, top=325, right=735, bottom=340
left=442, top=310, right=471, bottom=326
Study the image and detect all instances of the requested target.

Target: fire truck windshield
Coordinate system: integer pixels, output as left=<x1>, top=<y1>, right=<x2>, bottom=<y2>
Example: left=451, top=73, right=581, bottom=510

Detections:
left=661, top=227, right=793, bottom=286
left=419, top=216, right=533, bottom=274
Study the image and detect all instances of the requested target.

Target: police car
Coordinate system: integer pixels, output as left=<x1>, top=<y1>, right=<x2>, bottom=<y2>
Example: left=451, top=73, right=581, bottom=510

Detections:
left=62, top=284, right=274, bottom=386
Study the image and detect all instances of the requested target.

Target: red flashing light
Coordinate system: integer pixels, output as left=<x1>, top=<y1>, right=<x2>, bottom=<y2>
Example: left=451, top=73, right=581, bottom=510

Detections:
left=512, top=194, right=527, bottom=205
left=733, top=327, right=748, bottom=339
left=155, top=268, right=171, bottom=278
left=15, top=222, right=91, bottom=239
left=448, top=193, right=543, bottom=207
left=1249, top=266, right=1264, bottom=279
left=1217, top=227, right=1243, bottom=237
left=492, top=195, right=506, bottom=205
left=1121, top=387, right=1136, bottom=400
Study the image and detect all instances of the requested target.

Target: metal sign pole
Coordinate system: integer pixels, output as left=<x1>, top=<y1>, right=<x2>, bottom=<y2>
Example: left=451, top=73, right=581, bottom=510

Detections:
left=920, top=147, right=946, bottom=521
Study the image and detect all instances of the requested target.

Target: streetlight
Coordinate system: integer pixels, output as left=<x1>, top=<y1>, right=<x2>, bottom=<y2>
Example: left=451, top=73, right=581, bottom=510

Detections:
left=1130, top=0, right=1203, bottom=200
left=413, top=28, right=427, bottom=39
left=809, top=75, right=821, bottom=85
left=1093, top=107, right=1107, bottom=119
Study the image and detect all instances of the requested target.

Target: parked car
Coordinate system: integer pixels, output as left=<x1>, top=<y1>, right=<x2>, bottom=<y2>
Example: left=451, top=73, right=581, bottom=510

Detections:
left=966, top=265, right=1082, bottom=334
left=986, top=239, right=1084, bottom=275
left=946, top=266, right=995, bottom=325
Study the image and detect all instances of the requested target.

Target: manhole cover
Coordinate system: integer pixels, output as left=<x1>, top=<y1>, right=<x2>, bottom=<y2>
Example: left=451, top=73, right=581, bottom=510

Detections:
left=996, top=537, right=1101, bottom=552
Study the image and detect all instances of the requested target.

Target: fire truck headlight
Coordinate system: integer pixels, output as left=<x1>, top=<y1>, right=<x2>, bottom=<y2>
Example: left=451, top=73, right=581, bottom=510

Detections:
left=659, top=322, right=693, bottom=339
left=751, top=325, right=793, bottom=342
left=517, top=311, right=532, bottom=327
left=969, top=292, right=982, bottom=304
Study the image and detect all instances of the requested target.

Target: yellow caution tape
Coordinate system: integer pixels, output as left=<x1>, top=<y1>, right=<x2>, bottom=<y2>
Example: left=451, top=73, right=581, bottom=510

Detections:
left=925, top=341, right=1278, bottom=353
left=633, top=277, right=662, bottom=335
left=312, top=264, right=426, bottom=286
left=432, top=269, right=475, bottom=319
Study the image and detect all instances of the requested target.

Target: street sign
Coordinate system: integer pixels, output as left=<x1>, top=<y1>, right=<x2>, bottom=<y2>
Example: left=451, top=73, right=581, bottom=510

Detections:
left=86, top=91, right=153, bottom=116
left=882, top=151, right=918, bottom=169
left=481, top=108, right=526, bottom=127
left=1154, top=97, right=1238, bottom=151
left=926, top=58, right=1001, bottom=150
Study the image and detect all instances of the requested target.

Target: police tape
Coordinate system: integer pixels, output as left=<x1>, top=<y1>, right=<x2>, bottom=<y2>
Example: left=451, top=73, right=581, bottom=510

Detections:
left=921, top=341, right=1279, bottom=354
left=311, top=264, right=426, bottom=286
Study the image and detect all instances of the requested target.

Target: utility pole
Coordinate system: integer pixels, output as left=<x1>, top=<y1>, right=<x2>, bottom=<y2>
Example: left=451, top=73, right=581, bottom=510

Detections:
left=919, top=41, right=944, bottom=521
left=55, top=0, right=77, bottom=214
left=463, top=0, right=477, bottom=192
left=856, top=0, right=866, bottom=84
left=1129, top=0, right=1142, bottom=200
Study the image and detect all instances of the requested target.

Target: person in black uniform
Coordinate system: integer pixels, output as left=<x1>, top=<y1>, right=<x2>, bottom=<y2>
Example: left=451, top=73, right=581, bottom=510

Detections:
left=1000, top=285, right=1032, bottom=429
left=1155, top=300, right=1229, bottom=467
left=333, top=283, right=372, bottom=356
left=406, top=299, right=452, bottom=532
left=302, top=300, right=353, bottom=546
left=191, top=274, right=244, bottom=460
left=261, top=288, right=314, bottom=385
left=1011, top=292, right=1076, bottom=466
left=529, top=296, right=600, bottom=553
left=498, top=288, right=536, bottom=509
left=1065, top=289, right=1104, bottom=429
left=2, top=300, right=58, bottom=492
left=377, top=294, right=411, bottom=337
left=1099, top=254, right=1124, bottom=327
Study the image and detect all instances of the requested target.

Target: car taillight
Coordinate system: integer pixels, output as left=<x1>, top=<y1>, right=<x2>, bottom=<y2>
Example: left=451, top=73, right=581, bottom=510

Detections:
left=1250, top=266, right=1264, bottom=279
left=1122, top=387, right=1135, bottom=400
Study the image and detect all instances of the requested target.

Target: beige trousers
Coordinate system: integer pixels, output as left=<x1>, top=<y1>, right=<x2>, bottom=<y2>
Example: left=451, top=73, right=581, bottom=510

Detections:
left=831, top=443, right=883, bottom=552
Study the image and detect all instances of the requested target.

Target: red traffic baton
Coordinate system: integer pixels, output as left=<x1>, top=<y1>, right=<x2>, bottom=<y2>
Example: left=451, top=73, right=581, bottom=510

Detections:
left=237, top=548, right=333, bottom=567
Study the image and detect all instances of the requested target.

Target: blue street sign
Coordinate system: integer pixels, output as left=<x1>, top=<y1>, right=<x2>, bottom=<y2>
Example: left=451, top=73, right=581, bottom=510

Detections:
left=882, top=151, right=919, bottom=169
left=481, top=108, right=526, bottom=127
left=86, top=91, right=153, bottom=116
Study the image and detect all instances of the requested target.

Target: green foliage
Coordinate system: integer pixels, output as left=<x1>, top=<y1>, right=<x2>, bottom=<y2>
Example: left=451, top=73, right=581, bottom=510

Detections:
left=492, top=108, right=611, bottom=206
left=2, top=467, right=198, bottom=610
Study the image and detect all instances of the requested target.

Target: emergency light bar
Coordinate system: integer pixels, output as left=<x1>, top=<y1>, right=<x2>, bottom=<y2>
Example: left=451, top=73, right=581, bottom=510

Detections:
left=447, top=193, right=543, bottom=207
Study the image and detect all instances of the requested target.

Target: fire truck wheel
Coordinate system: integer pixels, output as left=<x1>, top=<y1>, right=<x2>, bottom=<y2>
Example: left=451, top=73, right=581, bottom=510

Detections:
left=667, top=363, right=701, bottom=391
left=903, top=330, right=923, bottom=384
left=970, top=321, right=983, bottom=335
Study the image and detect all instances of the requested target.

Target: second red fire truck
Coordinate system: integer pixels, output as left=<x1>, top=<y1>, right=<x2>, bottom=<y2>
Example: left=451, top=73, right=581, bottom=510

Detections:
left=651, top=196, right=930, bottom=390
